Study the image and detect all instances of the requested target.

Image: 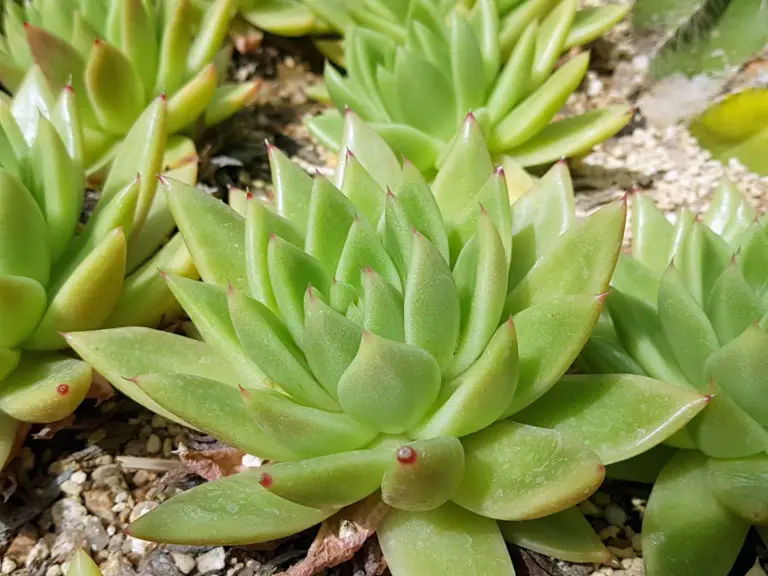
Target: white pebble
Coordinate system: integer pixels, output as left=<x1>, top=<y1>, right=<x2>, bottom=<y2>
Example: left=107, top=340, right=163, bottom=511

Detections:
left=172, top=553, right=196, bottom=575
left=604, top=504, right=628, bottom=527
left=146, top=434, right=162, bottom=454
left=1, top=558, right=17, bottom=574
left=196, top=548, right=226, bottom=573
left=71, top=471, right=88, bottom=485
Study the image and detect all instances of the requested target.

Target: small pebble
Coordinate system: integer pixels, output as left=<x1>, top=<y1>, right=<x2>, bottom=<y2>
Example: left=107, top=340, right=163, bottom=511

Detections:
left=172, top=552, right=196, bottom=575
left=579, top=500, right=602, bottom=516
left=146, top=434, right=162, bottom=454
left=151, top=415, right=167, bottom=429
left=604, top=504, right=628, bottom=527
left=196, top=548, right=226, bottom=573
left=132, top=470, right=151, bottom=487
left=71, top=471, right=88, bottom=485
left=1, top=559, right=17, bottom=575
left=45, top=565, right=62, bottom=576
left=593, top=492, right=611, bottom=506
left=163, top=438, right=173, bottom=457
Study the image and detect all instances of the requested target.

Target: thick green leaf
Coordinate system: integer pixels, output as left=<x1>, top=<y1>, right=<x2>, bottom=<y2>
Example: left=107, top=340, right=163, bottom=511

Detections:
left=382, top=437, right=465, bottom=511
left=703, top=179, right=756, bottom=247
left=706, top=261, right=762, bottom=344
left=487, top=21, right=536, bottom=125
left=121, top=0, right=158, bottom=98
left=336, top=216, right=400, bottom=293
left=503, top=294, right=604, bottom=416
left=338, top=331, right=440, bottom=434
left=415, top=319, right=518, bottom=439
left=707, top=455, right=768, bottom=524
left=564, top=4, right=632, bottom=49
left=66, top=549, right=101, bottom=576
left=500, top=507, right=610, bottom=564
left=611, top=252, right=660, bottom=304
left=632, top=193, right=674, bottom=274
left=0, top=275, right=46, bottom=349
left=166, top=64, right=217, bottom=133
left=468, top=0, right=501, bottom=89
left=643, top=451, right=750, bottom=576
left=64, top=327, right=238, bottom=425
left=674, top=221, right=733, bottom=307
left=454, top=421, right=604, bottom=520
left=303, top=287, right=362, bottom=399
left=529, top=0, right=576, bottom=90
left=339, top=110, right=401, bottom=192
left=186, top=0, right=235, bottom=75
left=128, top=470, right=332, bottom=544
left=305, top=177, right=358, bottom=277
left=164, top=177, right=247, bottom=289
left=241, top=385, right=377, bottom=458
left=379, top=503, right=515, bottom=576
left=361, top=267, right=404, bottom=341
left=741, top=220, right=768, bottom=304
left=517, top=374, right=710, bottom=464
left=505, top=198, right=624, bottom=315
left=155, top=0, right=193, bottom=97
left=228, top=285, right=338, bottom=411
left=11, top=65, right=55, bottom=146
left=268, top=142, right=313, bottom=235
left=257, top=450, right=390, bottom=510
left=337, top=150, right=386, bottom=227
left=449, top=12, right=485, bottom=122
left=0, top=353, right=91, bottom=423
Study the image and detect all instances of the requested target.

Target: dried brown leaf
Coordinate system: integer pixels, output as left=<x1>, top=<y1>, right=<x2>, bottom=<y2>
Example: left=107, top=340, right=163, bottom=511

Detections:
left=280, top=494, right=391, bottom=576
left=178, top=446, right=246, bottom=481
left=32, top=415, right=75, bottom=439
left=231, top=18, right=264, bottom=54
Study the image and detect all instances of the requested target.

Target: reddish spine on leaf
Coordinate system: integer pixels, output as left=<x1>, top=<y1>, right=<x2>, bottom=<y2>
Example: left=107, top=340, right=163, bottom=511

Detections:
left=259, top=472, right=273, bottom=488
left=396, top=446, right=417, bottom=465
left=56, top=384, right=70, bottom=396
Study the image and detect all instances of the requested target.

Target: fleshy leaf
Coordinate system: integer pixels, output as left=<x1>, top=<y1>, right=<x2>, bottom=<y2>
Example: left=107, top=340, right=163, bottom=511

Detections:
left=186, top=0, right=236, bottom=75
left=529, top=0, right=577, bottom=90
left=643, top=451, right=750, bottom=576
left=361, top=267, right=404, bottom=342
left=499, top=507, right=610, bottom=564
left=268, top=142, right=313, bottom=235
left=336, top=216, right=400, bottom=293
left=337, top=331, right=440, bottom=434
left=505, top=198, right=625, bottom=315
left=631, top=193, right=674, bottom=274
left=0, top=353, right=91, bottom=423
left=379, top=502, right=515, bottom=576
left=673, top=221, right=733, bottom=307
left=705, top=262, right=762, bottom=344
left=0, top=275, right=47, bottom=349
left=449, top=12, right=485, bottom=122
left=166, top=64, right=217, bottom=133
left=339, top=110, right=400, bottom=192
left=305, top=177, right=358, bottom=277
left=381, top=437, right=465, bottom=511
left=516, top=374, right=710, bottom=464
left=127, top=470, right=332, bottom=545
left=487, top=20, right=536, bottom=125
left=707, top=455, right=768, bottom=524
left=454, top=421, right=604, bottom=520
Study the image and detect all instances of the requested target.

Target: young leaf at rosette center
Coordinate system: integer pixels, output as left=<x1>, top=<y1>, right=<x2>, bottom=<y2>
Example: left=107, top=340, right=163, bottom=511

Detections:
left=339, top=110, right=401, bottom=192
left=703, top=179, right=755, bottom=243
left=502, top=294, right=604, bottom=417
left=269, top=235, right=331, bottom=349
left=381, top=437, right=465, bottom=512
left=431, top=113, right=494, bottom=225
left=454, top=421, right=604, bottom=521
left=0, top=353, right=91, bottom=423
left=643, top=451, right=750, bottom=576
left=163, top=177, right=247, bottom=289
left=631, top=193, right=674, bottom=274
left=228, top=285, right=338, bottom=412
left=449, top=209, right=508, bottom=378
left=404, top=231, right=460, bottom=373
left=338, top=150, right=386, bottom=227
left=361, top=267, right=404, bottom=342
left=707, top=455, right=768, bottom=524
left=673, top=221, right=733, bottom=308
left=127, top=470, right=333, bottom=545
left=515, top=374, right=710, bottom=465
left=499, top=506, right=610, bottom=564
left=505, top=198, right=625, bottom=316
left=336, top=216, right=401, bottom=294
left=337, top=331, right=441, bottom=434
left=706, top=261, right=762, bottom=345
left=165, top=275, right=266, bottom=390
left=85, top=40, right=145, bottom=135
left=134, top=373, right=299, bottom=461
left=658, top=265, right=720, bottom=388
left=305, top=176, right=359, bottom=278
left=0, top=169, right=51, bottom=288
left=63, top=327, right=238, bottom=426
left=508, top=160, right=575, bottom=290
left=24, top=229, right=126, bottom=351
left=395, top=160, right=450, bottom=264
left=97, top=95, right=166, bottom=239
left=705, top=325, right=768, bottom=427
left=241, top=386, right=377, bottom=459
left=0, top=275, right=46, bottom=349
left=303, top=287, right=362, bottom=400
left=66, top=549, right=101, bottom=576
left=257, top=450, right=391, bottom=510
left=379, top=502, right=515, bottom=576
left=741, top=221, right=768, bottom=305
left=415, top=319, right=517, bottom=439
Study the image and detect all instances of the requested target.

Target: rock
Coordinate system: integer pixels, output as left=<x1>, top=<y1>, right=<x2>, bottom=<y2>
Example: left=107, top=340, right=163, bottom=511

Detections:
left=85, top=489, right=116, bottom=523
left=61, top=479, right=84, bottom=496
left=171, top=553, right=196, bottom=575
left=100, top=553, right=137, bottom=576
left=51, top=530, right=88, bottom=562
left=146, top=434, right=162, bottom=454
left=1, top=558, right=17, bottom=575
left=151, top=415, right=168, bottom=429
left=71, top=471, right=88, bottom=484
left=92, top=465, right=125, bottom=487
left=129, top=501, right=158, bottom=523
left=51, top=498, right=88, bottom=531
left=132, top=470, right=151, bottom=487
left=604, top=504, right=628, bottom=527
left=196, top=548, right=226, bottom=573
left=25, top=539, right=50, bottom=569
left=84, top=516, right=110, bottom=551
left=46, top=565, right=63, bottom=576
left=5, top=529, right=37, bottom=564
left=138, top=551, right=182, bottom=576
left=163, top=438, right=174, bottom=457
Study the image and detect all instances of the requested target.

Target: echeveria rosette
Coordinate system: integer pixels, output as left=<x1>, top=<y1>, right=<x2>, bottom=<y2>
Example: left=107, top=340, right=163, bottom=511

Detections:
left=0, top=66, right=199, bottom=470
left=66, top=112, right=706, bottom=574
left=306, top=0, right=633, bottom=173
left=0, top=0, right=259, bottom=175
left=577, top=182, right=768, bottom=576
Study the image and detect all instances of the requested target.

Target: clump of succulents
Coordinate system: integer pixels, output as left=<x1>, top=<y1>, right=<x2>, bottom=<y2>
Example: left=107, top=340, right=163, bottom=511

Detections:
left=66, top=110, right=709, bottom=572
left=0, top=0, right=259, bottom=173
left=306, top=0, right=633, bottom=172
left=0, top=66, right=198, bottom=470
left=578, top=182, right=768, bottom=576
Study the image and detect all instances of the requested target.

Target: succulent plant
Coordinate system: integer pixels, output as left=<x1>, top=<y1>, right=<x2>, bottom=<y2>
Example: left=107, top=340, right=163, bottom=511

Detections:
left=64, top=110, right=710, bottom=572
left=577, top=182, right=768, bottom=576
left=0, top=0, right=259, bottom=174
left=66, top=549, right=102, bottom=576
left=305, top=0, right=633, bottom=173
left=0, top=66, right=199, bottom=470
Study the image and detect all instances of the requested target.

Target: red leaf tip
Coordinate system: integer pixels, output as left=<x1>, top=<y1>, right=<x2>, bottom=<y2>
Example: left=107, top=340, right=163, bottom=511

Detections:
left=557, top=157, right=567, bottom=165
left=93, top=38, right=102, bottom=46
left=386, top=187, right=395, bottom=199
left=258, top=472, right=273, bottom=488
left=363, top=264, right=375, bottom=275
left=64, top=83, right=75, bottom=94
left=464, top=111, right=477, bottom=123
left=345, top=148, right=356, bottom=160
left=495, top=165, right=505, bottom=177
left=159, top=92, right=167, bottom=102
left=246, top=192, right=254, bottom=200
left=238, top=385, right=251, bottom=399
left=56, top=384, right=70, bottom=396
left=396, top=445, right=417, bottom=465
left=268, top=232, right=278, bottom=241
left=157, top=174, right=169, bottom=186
left=123, top=527, right=133, bottom=537
left=58, top=331, right=71, bottom=340
left=478, top=202, right=488, bottom=215
left=596, top=291, right=611, bottom=303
